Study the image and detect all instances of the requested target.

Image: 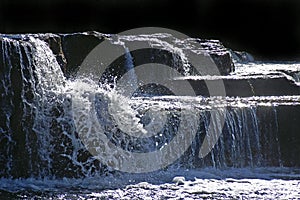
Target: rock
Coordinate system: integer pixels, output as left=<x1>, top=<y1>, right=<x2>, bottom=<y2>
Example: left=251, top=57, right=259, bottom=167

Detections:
left=172, top=176, right=186, bottom=185
left=175, top=76, right=300, bottom=97
left=37, top=33, right=68, bottom=73
left=1, top=31, right=235, bottom=77
left=1, top=32, right=300, bottom=179
left=59, top=32, right=105, bottom=78
left=230, top=50, right=255, bottom=63
left=198, top=39, right=235, bottom=74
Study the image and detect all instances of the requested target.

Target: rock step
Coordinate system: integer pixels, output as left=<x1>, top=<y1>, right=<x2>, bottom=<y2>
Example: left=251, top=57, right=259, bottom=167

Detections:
left=1, top=32, right=235, bottom=77
left=173, top=76, right=300, bottom=97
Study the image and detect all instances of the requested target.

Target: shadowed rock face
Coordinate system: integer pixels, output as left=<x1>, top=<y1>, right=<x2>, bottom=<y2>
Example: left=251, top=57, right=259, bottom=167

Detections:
left=176, top=77, right=300, bottom=97
left=41, top=32, right=234, bottom=77
left=0, top=32, right=299, bottom=179
left=0, top=32, right=235, bottom=77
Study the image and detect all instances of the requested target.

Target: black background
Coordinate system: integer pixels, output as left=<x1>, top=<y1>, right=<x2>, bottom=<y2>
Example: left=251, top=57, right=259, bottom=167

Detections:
left=0, top=0, right=300, bottom=60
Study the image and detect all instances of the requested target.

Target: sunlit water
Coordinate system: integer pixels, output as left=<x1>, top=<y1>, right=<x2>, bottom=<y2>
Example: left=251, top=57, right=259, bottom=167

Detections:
left=0, top=34, right=300, bottom=199
left=1, top=168, right=300, bottom=199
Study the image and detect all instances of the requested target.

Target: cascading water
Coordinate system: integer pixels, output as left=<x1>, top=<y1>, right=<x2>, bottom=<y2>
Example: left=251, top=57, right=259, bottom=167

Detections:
left=0, top=32, right=299, bottom=199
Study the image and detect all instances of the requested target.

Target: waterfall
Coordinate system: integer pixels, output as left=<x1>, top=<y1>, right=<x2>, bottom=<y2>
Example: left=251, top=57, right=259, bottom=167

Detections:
left=0, top=38, right=14, bottom=178
left=124, top=47, right=138, bottom=88
left=200, top=106, right=281, bottom=168
left=0, top=33, right=297, bottom=179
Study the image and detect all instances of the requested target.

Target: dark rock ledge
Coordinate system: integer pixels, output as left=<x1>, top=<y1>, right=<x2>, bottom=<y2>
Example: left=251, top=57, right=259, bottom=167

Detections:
left=0, top=31, right=235, bottom=78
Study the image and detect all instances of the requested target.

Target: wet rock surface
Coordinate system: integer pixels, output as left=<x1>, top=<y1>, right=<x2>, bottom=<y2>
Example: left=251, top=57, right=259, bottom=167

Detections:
left=1, top=32, right=235, bottom=77
left=0, top=32, right=300, bottom=180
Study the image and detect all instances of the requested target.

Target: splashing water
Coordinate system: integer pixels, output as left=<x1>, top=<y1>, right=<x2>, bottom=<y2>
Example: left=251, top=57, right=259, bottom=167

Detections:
left=0, top=35, right=291, bottom=176
left=0, top=33, right=299, bottom=198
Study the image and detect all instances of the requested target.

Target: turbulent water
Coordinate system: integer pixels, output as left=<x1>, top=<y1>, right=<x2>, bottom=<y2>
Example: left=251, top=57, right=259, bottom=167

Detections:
left=0, top=34, right=300, bottom=199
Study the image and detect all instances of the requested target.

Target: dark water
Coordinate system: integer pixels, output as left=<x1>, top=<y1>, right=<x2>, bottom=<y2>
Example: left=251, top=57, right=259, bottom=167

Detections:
left=0, top=33, right=300, bottom=199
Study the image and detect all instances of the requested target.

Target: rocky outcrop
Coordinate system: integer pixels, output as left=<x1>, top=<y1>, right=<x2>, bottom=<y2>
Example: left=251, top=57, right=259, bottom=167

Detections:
left=0, top=32, right=299, bottom=179
left=175, top=76, right=300, bottom=97
left=230, top=50, right=255, bottom=63
left=0, top=32, right=234, bottom=77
